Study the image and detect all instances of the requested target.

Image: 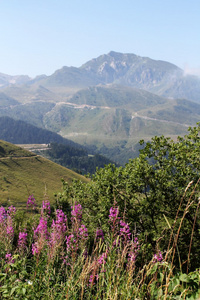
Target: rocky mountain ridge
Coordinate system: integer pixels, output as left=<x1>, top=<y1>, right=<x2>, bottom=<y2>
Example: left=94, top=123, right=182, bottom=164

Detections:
left=1, top=51, right=200, bottom=102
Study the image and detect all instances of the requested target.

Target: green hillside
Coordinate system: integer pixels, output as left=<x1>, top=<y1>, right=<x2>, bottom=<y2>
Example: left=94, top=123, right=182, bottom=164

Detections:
left=0, top=116, right=86, bottom=148
left=0, top=140, right=88, bottom=208
left=42, top=85, right=200, bottom=163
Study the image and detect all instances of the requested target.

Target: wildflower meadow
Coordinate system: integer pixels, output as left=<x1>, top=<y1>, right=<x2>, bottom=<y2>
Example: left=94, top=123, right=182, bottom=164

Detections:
left=0, top=194, right=199, bottom=299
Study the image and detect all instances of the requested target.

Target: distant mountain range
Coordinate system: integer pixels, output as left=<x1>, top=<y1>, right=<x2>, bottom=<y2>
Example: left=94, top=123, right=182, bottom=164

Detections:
left=0, top=51, right=199, bottom=164
left=1, top=51, right=200, bottom=102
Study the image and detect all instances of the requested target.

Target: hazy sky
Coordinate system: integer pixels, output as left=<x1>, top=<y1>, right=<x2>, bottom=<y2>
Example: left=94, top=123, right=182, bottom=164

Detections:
left=1, top=0, right=200, bottom=77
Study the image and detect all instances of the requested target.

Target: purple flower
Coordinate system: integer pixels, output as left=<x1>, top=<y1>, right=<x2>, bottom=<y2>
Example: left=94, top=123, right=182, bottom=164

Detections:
left=55, top=209, right=67, bottom=231
left=18, top=231, right=27, bottom=250
left=49, top=209, right=67, bottom=255
left=95, top=228, right=104, bottom=241
left=6, top=215, right=14, bottom=239
left=97, top=252, right=107, bottom=266
left=32, top=243, right=39, bottom=255
left=32, top=217, right=49, bottom=256
left=7, top=205, right=16, bottom=216
left=0, top=206, right=6, bottom=224
left=26, top=195, right=36, bottom=210
left=153, top=251, right=163, bottom=263
left=0, top=206, right=15, bottom=242
left=34, top=217, right=49, bottom=240
left=71, top=203, right=82, bottom=222
left=5, top=253, right=15, bottom=264
left=66, top=234, right=78, bottom=253
left=6, top=224, right=14, bottom=236
left=78, top=225, right=88, bottom=239
left=127, top=237, right=140, bottom=267
left=109, top=207, right=119, bottom=222
left=41, top=200, right=51, bottom=215
left=89, top=274, right=99, bottom=287
left=119, top=220, right=131, bottom=243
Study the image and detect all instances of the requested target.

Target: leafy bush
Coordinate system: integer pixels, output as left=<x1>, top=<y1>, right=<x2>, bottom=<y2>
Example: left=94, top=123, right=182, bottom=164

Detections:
left=57, top=123, right=200, bottom=270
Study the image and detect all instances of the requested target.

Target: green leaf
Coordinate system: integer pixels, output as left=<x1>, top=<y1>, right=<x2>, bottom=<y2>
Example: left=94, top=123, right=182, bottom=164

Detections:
left=157, top=287, right=163, bottom=298
left=179, top=273, right=190, bottom=283
left=10, top=286, right=17, bottom=295
left=147, top=263, right=159, bottom=276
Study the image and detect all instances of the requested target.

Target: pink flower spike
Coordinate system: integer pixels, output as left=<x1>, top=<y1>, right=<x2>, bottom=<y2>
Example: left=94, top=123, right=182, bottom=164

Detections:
left=71, top=203, right=82, bottom=221
left=7, top=205, right=16, bottom=216
left=109, top=207, right=119, bottom=221
left=78, top=225, right=88, bottom=239
left=42, top=200, right=51, bottom=215
left=26, top=195, right=36, bottom=210
left=18, top=231, right=28, bottom=250
left=0, top=206, right=6, bottom=224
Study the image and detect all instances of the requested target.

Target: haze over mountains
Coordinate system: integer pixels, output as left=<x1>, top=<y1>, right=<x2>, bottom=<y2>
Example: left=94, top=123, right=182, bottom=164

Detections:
left=0, top=51, right=200, bottom=164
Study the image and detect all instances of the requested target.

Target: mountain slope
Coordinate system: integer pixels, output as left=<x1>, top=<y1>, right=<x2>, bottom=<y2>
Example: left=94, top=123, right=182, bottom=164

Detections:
left=0, top=92, right=20, bottom=107
left=0, top=140, right=88, bottom=207
left=44, top=85, right=200, bottom=138
left=81, top=51, right=180, bottom=85
left=0, top=116, right=115, bottom=173
left=41, top=85, right=200, bottom=164
left=81, top=51, right=200, bottom=102
left=0, top=116, right=85, bottom=147
left=30, top=51, right=200, bottom=103
left=0, top=73, right=31, bottom=88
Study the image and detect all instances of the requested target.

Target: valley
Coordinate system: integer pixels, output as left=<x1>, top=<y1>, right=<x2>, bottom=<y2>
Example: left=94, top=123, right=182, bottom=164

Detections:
left=0, top=51, right=199, bottom=165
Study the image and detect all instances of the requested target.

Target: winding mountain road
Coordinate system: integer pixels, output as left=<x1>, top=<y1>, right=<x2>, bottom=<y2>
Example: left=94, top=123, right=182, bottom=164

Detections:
left=131, top=112, right=190, bottom=127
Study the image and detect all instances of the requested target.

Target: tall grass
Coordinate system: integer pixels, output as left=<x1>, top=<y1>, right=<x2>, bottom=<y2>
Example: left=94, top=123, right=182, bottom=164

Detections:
left=0, top=190, right=200, bottom=299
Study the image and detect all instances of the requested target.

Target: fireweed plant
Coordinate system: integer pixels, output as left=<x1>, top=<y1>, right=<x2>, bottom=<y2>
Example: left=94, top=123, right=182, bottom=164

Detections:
left=0, top=193, right=199, bottom=299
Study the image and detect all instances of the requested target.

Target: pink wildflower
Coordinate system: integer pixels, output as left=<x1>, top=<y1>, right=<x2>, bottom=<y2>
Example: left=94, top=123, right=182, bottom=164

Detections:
left=71, top=203, right=82, bottom=222
left=32, top=243, right=39, bottom=255
left=0, top=206, right=6, bottom=224
left=18, top=231, right=27, bottom=250
left=26, top=195, right=36, bottom=210
left=109, top=207, right=119, bottom=222
left=66, top=234, right=78, bottom=253
left=97, top=252, right=107, bottom=266
left=5, top=253, right=15, bottom=264
left=6, top=215, right=14, bottom=239
left=119, top=220, right=131, bottom=243
left=49, top=209, right=67, bottom=257
left=153, top=251, right=163, bottom=263
left=32, top=217, right=49, bottom=256
left=34, top=217, right=49, bottom=240
left=95, top=228, right=104, bottom=241
left=41, top=200, right=51, bottom=215
left=7, top=205, right=16, bottom=216
left=78, top=225, right=88, bottom=239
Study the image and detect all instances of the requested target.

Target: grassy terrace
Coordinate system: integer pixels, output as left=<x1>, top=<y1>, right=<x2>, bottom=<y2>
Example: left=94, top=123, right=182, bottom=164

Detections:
left=0, top=140, right=88, bottom=208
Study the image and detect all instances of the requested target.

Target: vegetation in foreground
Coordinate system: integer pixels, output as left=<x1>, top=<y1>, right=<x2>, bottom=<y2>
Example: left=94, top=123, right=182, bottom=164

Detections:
left=0, top=195, right=199, bottom=299
left=0, top=124, right=200, bottom=299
